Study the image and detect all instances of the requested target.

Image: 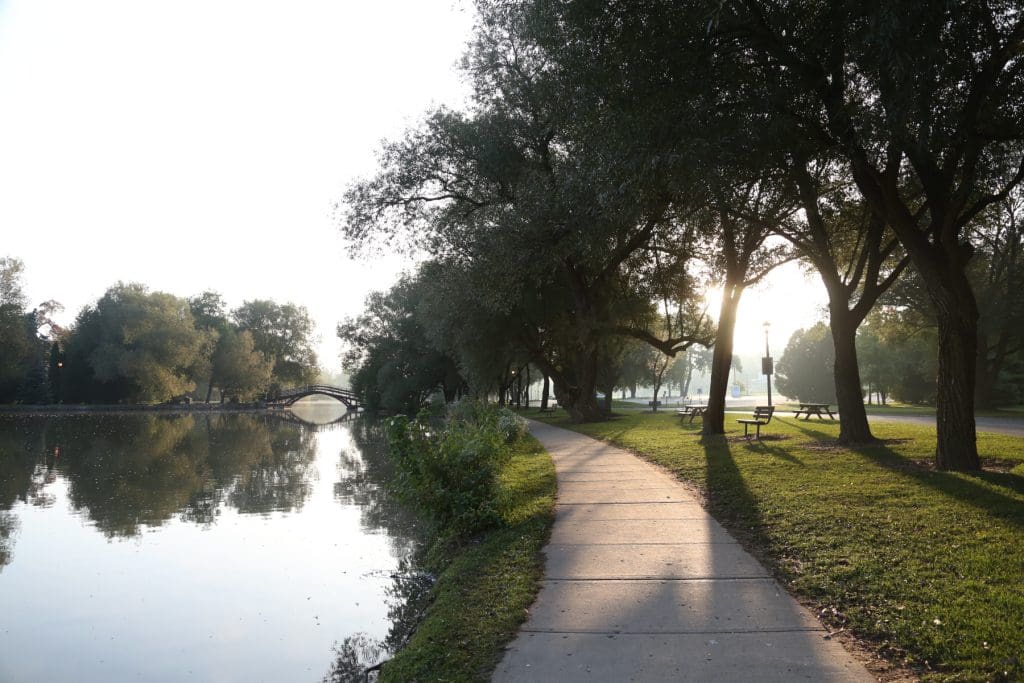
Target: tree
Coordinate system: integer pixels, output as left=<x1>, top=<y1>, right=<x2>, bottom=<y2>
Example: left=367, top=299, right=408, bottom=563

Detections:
left=0, top=257, right=34, bottom=401
left=775, top=323, right=836, bottom=404
left=972, top=191, right=1024, bottom=408
left=776, top=163, right=910, bottom=442
left=718, top=1, right=1024, bottom=469
left=233, top=300, right=319, bottom=388
left=525, top=0, right=1023, bottom=463
left=617, top=341, right=652, bottom=399
left=699, top=182, right=794, bottom=435
left=211, top=328, right=273, bottom=403
left=341, top=5, right=716, bottom=421
left=856, top=324, right=895, bottom=406
left=338, top=271, right=464, bottom=415
left=188, top=291, right=228, bottom=401
left=64, top=283, right=206, bottom=403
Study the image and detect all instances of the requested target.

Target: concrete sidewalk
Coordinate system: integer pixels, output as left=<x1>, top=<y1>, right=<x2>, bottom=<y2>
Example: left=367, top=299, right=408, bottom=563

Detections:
left=493, top=421, right=874, bottom=682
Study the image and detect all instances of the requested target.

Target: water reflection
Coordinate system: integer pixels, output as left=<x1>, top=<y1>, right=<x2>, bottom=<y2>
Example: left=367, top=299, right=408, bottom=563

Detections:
left=0, top=409, right=425, bottom=682
left=323, top=560, right=434, bottom=683
left=0, top=413, right=319, bottom=544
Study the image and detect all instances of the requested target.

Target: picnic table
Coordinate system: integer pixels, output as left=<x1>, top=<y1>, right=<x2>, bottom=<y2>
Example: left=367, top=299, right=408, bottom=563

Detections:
left=793, top=403, right=836, bottom=420
left=676, top=405, right=709, bottom=424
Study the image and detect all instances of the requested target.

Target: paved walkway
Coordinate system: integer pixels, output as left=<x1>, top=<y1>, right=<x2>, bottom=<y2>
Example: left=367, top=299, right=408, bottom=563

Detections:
left=493, top=421, right=875, bottom=682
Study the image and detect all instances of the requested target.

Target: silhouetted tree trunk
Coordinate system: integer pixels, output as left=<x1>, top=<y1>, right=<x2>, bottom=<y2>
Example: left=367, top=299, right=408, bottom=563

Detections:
left=931, top=277, right=981, bottom=470
left=703, top=283, right=741, bottom=435
left=540, top=373, right=550, bottom=410
left=829, top=311, right=872, bottom=443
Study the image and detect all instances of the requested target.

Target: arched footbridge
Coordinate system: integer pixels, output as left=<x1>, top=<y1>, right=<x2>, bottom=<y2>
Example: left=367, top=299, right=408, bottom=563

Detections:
left=267, top=384, right=363, bottom=410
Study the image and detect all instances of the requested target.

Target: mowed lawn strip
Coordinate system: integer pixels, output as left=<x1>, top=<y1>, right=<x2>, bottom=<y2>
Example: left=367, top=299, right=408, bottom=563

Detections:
left=381, top=434, right=556, bottom=682
left=531, top=409, right=1024, bottom=682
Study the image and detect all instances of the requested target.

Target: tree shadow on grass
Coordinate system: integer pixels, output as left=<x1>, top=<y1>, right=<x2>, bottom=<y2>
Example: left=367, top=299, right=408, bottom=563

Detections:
left=780, top=417, right=843, bottom=442
left=852, top=442, right=1024, bottom=529
left=699, top=435, right=767, bottom=545
left=741, top=439, right=807, bottom=466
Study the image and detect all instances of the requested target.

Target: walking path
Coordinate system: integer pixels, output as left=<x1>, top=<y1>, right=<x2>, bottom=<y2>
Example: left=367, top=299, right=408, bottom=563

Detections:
left=493, top=421, right=875, bottom=682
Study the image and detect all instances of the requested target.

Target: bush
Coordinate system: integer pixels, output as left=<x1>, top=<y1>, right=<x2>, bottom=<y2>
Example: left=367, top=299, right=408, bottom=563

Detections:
left=385, top=401, right=521, bottom=538
left=497, top=407, right=527, bottom=443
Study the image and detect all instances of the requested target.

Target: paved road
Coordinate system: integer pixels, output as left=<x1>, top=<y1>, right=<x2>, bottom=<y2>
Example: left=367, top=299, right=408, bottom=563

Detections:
left=864, top=413, right=1024, bottom=437
left=493, top=421, right=874, bottom=683
left=715, top=408, right=1024, bottom=437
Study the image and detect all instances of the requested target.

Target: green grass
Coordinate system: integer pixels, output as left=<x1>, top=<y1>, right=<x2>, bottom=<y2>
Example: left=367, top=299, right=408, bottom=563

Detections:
left=528, top=408, right=1024, bottom=682
left=381, top=434, right=556, bottom=682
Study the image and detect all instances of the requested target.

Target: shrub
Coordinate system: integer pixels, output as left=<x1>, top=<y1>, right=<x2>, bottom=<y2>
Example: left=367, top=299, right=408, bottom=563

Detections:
left=385, top=401, right=520, bottom=538
left=497, top=408, right=527, bottom=443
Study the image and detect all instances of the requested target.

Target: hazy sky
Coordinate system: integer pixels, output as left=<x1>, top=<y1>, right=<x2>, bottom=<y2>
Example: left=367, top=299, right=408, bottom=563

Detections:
left=0, top=0, right=825, bottom=373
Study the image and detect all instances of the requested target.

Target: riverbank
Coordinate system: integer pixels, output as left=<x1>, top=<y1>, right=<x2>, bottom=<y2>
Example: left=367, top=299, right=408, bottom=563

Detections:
left=380, top=433, right=557, bottom=681
left=531, top=409, right=1024, bottom=682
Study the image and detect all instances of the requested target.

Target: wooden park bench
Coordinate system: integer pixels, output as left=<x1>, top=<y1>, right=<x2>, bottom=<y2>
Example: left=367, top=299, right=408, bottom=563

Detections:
left=738, top=405, right=775, bottom=439
left=539, top=402, right=559, bottom=413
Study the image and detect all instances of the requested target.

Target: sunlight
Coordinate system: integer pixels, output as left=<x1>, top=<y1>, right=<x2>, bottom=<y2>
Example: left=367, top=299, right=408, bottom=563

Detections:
left=703, top=263, right=828, bottom=355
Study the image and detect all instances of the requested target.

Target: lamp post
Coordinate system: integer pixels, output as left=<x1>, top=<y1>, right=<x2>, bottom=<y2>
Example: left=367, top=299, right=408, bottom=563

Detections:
left=762, top=321, right=773, bottom=407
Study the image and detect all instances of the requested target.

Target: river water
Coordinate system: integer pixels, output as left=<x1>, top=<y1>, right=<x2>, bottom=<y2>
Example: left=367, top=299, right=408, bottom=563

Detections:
left=0, top=402, right=424, bottom=682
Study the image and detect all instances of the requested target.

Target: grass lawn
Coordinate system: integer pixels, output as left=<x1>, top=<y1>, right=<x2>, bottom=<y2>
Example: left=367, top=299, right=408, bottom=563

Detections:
left=530, top=408, right=1024, bottom=682
left=381, top=434, right=556, bottom=682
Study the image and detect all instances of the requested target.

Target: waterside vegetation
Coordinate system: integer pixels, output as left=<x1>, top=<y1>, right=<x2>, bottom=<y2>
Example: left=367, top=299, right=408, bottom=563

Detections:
left=377, top=402, right=556, bottom=681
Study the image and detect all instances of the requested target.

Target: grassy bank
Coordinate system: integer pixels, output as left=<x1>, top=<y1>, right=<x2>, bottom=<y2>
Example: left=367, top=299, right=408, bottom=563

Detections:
left=532, top=409, right=1023, bottom=682
left=381, top=433, right=556, bottom=681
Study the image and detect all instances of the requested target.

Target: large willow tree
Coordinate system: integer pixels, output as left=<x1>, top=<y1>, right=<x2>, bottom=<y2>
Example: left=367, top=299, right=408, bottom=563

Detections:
left=342, top=9, right=712, bottom=421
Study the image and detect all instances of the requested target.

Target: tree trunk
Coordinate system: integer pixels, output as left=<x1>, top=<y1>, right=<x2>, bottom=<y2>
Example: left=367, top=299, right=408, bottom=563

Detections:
left=829, top=310, right=875, bottom=443
left=603, top=382, right=613, bottom=414
left=541, top=373, right=550, bottom=410
left=931, top=279, right=980, bottom=470
left=629, top=384, right=636, bottom=398
left=524, top=365, right=531, bottom=408
left=703, top=284, right=741, bottom=435
left=556, top=347, right=605, bottom=422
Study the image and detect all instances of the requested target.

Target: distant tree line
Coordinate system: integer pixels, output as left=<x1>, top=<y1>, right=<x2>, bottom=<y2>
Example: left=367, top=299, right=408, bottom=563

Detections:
left=0, top=257, right=319, bottom=405
left=338, top=1, right=1023, bottom=471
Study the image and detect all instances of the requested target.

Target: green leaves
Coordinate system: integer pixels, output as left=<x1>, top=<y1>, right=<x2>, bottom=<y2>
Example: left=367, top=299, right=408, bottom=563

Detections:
left=385, top=401, right=520, bottom=540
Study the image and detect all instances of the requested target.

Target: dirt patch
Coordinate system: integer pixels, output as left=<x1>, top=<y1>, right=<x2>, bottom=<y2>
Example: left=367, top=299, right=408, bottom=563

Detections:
left=803, top=439, right=847, bottom=453
left=981, top=458, right=1021, bottom=473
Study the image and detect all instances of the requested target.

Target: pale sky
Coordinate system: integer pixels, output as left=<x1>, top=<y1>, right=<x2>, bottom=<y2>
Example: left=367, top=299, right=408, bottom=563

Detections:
left=0, top=0, right=473, bottom=372
left=0, top=0, right=825, bottom=373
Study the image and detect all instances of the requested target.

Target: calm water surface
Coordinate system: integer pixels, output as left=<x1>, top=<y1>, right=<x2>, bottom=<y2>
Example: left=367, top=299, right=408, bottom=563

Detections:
left=0, top=402, right=423, bottom=682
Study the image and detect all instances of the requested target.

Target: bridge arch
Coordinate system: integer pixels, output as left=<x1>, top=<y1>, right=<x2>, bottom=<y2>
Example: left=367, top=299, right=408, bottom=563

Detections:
left=267, top=385, right=363, bottom=411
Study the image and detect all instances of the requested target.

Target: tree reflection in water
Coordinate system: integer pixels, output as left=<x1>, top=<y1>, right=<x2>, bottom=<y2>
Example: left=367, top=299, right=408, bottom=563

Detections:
left=323, top=560, right=434, bottom=683
left=0, top=411, right=432, bottom=681
left=324, top=418, right=433, bottom=682
left=0, top=412, right=319, bottom=552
